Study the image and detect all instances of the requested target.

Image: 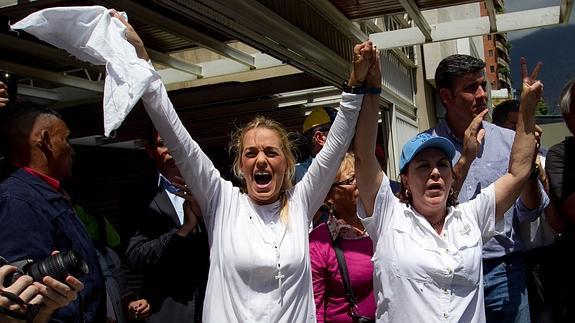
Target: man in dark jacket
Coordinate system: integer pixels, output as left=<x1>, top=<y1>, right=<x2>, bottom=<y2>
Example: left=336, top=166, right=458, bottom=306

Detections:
left=546, top=78, right=575, bottom=321
left=0, top=104, right=105, bottom=322
left=124, top=127, right=209, bottom=322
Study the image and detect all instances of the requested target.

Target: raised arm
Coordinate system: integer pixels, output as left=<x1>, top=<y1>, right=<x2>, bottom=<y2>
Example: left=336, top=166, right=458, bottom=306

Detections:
left=452, top=109, right=487, bottom=196
left=513, top=125, right=547, bottom=219
left=112, top=11, right=227, bottom=220
left=354, top=49, right=382, bottom=217
left=297, top=42, right=375, bottom=218
left=494, top=58, right=542, bottom=220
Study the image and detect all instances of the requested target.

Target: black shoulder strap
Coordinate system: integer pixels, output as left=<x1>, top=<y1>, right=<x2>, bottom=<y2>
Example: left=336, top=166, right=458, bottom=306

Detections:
left=331, top=236, right=359, bottom=310
left=0, top=289, right=38, bottom=322
left=0, top=305, right=27, bottom=321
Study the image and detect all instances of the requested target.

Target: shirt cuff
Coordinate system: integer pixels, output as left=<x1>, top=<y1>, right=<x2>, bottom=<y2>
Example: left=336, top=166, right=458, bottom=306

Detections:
left=340, top=92, right=364, bottom=109
left=516, top=181, right=550, bottom=222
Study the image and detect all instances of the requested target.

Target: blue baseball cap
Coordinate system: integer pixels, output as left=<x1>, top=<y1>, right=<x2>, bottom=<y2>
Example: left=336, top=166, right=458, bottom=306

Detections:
left=399, top=133, right=456, bottom=173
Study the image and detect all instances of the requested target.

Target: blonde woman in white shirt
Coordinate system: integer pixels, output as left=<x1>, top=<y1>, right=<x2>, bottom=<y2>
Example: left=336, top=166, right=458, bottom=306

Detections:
left=114, top=11, right=381, bottom=322
left=353, top=57, right=543, bottom=322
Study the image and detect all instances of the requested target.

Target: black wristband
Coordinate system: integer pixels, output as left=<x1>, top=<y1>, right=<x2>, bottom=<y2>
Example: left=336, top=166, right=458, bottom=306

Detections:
left=342, top=81, right=363, bottom=94
left=342, top=81, right=381, bottom=95
left=363, top=87, right=382, bottom=95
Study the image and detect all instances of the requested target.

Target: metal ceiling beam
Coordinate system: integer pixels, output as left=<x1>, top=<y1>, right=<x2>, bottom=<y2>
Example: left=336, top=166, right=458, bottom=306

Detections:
left=155, top=0, right=348, bottom=86
left=0, top=60, right=104, bottom=92
left=301, top=0, right=404, bottom=64
left=2, top=2, right=230, bottom=81
left=0, top=34, right=103, bottom=73
left=154, top=0, right=401, bottom=111
left=301, top=0, right=416, bottom=70
left=371, top=6, right=563, bottom=50
left=17, top=84, right=101, bottom=104
left=208, top=0, right=350, bottom=79
left=160, top=63, right=297, bottom=91
left=146, top=48, right=203, bottom=77
left=398, top=0, right=432, bottom=42
left=18, top=84, right=59, bottom=101
left=358, top=20, right=416, bottom=69
left=560, top=0, right=574, bottom=23
left=93, top=0, right=255, bottom=68
left=301, top=0, right=367, bottom=43
left=484, top=0, right=497, bottom=33
left=493, top=6, right=561, bottom=34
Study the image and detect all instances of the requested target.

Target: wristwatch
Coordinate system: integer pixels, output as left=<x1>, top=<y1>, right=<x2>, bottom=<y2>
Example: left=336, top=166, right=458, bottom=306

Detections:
left=342, top=81, right=382, bottom=95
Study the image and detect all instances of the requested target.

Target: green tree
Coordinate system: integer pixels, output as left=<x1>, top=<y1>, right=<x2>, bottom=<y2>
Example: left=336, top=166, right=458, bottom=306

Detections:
left=498, top=65, right=510, bottom=76
left=536, top=98, right=549, bottom=116
left=518, top=86, right=549, bottom=115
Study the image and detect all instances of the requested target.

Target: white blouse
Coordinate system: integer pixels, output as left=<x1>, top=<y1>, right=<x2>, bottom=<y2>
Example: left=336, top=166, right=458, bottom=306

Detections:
left=141, top=75, right=363, bottom=322
left=359, top=176, right=499, bottom=323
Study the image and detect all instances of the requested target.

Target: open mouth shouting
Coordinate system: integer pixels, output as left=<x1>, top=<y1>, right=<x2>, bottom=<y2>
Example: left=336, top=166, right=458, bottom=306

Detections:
left=254, top=171, right=273, bottom=189
left=426, top=182, right=444, bottom=197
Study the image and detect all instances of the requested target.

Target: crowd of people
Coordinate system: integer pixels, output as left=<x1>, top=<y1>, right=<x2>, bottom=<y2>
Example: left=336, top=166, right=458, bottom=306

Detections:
left=1, top=7, right=575, bottom=323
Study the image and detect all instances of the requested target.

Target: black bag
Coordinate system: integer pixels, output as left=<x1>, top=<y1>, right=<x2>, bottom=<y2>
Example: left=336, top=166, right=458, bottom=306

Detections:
left=330, top=236, right=375, bottom=323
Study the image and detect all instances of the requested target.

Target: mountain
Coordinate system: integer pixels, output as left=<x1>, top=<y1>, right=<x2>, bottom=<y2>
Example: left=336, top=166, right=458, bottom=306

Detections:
left=509, top=24, right=575, bottom=115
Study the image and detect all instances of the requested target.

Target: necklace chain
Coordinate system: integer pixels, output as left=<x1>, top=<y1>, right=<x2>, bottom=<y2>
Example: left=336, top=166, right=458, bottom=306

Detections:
left=246, top=204, right=286, bottom=304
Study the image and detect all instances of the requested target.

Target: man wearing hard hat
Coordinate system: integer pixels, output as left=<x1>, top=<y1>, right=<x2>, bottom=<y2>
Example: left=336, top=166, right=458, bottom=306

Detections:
left=294, top=106, right=338, bottom=183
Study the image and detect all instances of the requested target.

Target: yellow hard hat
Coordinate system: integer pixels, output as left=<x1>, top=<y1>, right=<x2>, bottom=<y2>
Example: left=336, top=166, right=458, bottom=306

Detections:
left=302, top=107, right=337, bottom=133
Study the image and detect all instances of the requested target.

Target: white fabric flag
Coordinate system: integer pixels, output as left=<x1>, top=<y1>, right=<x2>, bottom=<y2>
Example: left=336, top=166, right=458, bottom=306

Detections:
left=11, top=5, right=159, bottom=136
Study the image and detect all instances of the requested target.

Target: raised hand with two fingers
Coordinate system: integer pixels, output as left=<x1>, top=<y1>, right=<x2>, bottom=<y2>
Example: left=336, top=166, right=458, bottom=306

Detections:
left=520, top=57, right=543, bottom=114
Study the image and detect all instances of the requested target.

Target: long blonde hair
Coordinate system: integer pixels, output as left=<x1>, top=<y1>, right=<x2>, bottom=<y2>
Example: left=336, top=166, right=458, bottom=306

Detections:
left=229, top=115, right=297, bottom=223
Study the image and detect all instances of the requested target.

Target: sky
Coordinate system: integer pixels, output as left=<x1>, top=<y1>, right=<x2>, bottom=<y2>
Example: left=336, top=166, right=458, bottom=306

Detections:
left=502, top=0, right=574, bottom=114
left=505, top=0, right=574, bottom=40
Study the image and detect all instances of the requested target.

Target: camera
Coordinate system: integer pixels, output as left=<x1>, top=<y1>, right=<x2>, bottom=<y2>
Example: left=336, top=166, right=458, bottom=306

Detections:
left=0, top=251, right=89, bottom=287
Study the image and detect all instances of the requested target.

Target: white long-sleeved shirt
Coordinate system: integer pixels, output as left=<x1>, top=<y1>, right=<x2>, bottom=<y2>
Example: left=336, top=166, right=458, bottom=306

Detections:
left=359, top=176, right=498, bottom=323
left=141, top=75, right=363, bottom=322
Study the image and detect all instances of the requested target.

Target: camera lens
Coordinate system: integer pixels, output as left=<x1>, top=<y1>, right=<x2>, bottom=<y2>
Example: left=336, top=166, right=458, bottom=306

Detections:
left=28, top=251, right=89, bottom=283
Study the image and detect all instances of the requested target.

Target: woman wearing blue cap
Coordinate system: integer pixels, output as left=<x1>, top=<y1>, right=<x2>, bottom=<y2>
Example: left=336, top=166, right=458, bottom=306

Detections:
left=353, top=57, right=543, bottom=322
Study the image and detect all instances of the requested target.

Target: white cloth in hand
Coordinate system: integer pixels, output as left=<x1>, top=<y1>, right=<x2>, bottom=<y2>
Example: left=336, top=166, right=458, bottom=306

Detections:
left=11, top=5, right=159, bottom=136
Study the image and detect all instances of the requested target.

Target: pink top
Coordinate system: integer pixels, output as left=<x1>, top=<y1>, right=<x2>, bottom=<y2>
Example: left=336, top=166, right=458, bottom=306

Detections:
left=309, top=223, right=376, bottom=322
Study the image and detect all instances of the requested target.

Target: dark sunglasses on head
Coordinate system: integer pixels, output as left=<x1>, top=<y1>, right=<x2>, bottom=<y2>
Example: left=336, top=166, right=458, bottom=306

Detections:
left=332, top=175, right=356, bottom=187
